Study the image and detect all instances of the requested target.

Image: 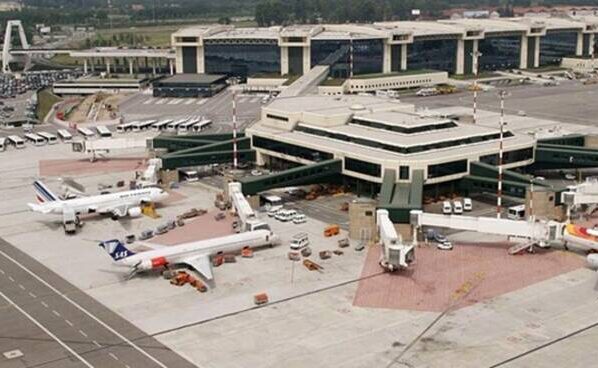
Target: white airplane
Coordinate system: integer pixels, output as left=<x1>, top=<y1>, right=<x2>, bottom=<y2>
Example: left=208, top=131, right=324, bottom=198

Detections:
left=98, top=229, right=279, bottom=280
left=27, top=180, right=169, bottom=221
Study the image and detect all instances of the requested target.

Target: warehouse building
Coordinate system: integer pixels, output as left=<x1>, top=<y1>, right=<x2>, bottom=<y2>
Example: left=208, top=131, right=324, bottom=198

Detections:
left=172, top=15, right=598, bottom=78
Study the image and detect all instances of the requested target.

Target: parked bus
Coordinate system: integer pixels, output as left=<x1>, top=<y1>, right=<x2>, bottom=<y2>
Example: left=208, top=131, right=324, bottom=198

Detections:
left=132, top=119, right=156, bottom=132
left=177, top=118, right=201, bottom=133
left=57, top=129, right=73, bottom=142
left=96, top=125, right=112, bottom=138
left=7, top=135, right=25, bottom=149
left=152, top=119, right=172, bottom=132
left=116, top=121, right=137, bottom=133
left=0, top=137, right=6, bottom=152
left=167, top=117, right=189, bottom=132
left=37, top=132, right=58, bottom=145
left=24, top=133, right=46, bottom=146
left=192, top=119, right=213, bottom=133
left=77, top=127, right=95, bottom=139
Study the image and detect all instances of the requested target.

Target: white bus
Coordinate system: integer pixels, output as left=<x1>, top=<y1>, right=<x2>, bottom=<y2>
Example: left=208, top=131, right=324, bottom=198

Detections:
left=192, top=119, right=213, bottom=133
left=116, top=121, right=137, bottom=133
left=37, top=132, right=58, bottom=145
left=167, top=118, right=189, bottom=132
left=7, top=135, right=25, bottom=149
left=96, top=125, right=112, bottom=138
left=132, top=119, right=156, bottom=132
left=177, top=118, right=201, bottom=133
left=24, top=133, right=47, bottom=146
left=57, top=129, right=73, bottom=142
left=77, top=127, right=95, bottom=139
left=152, top=119, right=172, bottom=132
left=0, top=137, right=6, bottom=152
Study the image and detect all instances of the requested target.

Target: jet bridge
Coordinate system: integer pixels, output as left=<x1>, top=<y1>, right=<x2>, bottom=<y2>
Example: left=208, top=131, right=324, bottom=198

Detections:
left=376, top=209, right=415, bottom=271
left=228, top=182, right=269, bottom=232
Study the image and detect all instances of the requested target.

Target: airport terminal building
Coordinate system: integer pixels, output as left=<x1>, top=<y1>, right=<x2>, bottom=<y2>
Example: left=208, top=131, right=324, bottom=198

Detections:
left=172, top=16, right=598, bottom=78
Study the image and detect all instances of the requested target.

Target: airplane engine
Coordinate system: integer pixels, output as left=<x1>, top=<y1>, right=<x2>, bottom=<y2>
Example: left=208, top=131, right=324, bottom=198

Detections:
left=587, top=254, right=598, bottom=270
left=138, top=257, right=168, bottom=270
left=128, top=207, right=142, bottom=218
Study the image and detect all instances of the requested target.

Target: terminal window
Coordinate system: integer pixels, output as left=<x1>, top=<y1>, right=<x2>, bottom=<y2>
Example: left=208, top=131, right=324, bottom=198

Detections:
left=427, top=159, right=467, bottom=179
left=345, top=157, right=381, bottom=177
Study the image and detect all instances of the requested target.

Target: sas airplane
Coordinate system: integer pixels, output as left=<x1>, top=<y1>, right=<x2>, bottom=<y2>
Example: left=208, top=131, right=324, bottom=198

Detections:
left=99, top=229, right=279, bottom=281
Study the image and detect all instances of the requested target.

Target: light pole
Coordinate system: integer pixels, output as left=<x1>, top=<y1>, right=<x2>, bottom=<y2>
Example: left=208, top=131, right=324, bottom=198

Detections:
left=471, top=51, right=482, bottom=124
left=231, top=80, right=238, bottom=170
left=497, top=90, right=508, bottom=219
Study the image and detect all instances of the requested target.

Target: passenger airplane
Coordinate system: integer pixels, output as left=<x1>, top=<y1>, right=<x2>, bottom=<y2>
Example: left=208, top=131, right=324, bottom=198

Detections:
left=27, top=180, right=169, bottom=220
left=99, top=230, right=279, bottom=280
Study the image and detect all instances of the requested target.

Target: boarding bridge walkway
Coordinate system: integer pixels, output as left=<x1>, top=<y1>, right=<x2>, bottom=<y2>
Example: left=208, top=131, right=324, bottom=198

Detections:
left=378, top=169, right=424, bottom=223
left=277, top=65, right=330, bottom=98
left=535, top=143, right=598, bottom=169
left=239, top=159, right=342, bottom=196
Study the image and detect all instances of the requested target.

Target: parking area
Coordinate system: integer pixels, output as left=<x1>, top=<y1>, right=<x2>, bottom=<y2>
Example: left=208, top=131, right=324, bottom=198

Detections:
left=119, top=89, right=263, bottom=131
left=0, top=142, right=597, bottom=367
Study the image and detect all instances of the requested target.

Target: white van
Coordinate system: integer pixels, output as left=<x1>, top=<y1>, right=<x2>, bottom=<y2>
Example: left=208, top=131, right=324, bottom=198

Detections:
left=442, top=201, right=452, bottom=215
left=290, top=232, right=309, bottom=250
left=276, top=209, right=296, bottom=222
left=463, top=198, right=472, bottom=211
left=293, top=213, right=306, bottom=224
left=453, top=201, right=463, bottom=215
left=508, top=205, right=526, bottom=220
left=267, top=206, right=283, bottom=217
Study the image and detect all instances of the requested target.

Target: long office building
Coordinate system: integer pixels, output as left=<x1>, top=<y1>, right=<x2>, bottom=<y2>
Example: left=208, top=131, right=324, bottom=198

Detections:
left=172, top=15, right=598, bottom=78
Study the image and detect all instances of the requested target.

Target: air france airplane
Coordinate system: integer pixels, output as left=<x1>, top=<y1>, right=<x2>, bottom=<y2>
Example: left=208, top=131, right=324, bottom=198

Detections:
left=27, top=180, right=169, bottom=221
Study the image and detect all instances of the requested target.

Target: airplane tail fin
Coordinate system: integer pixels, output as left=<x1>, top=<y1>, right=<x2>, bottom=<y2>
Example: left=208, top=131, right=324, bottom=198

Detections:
left=98, top=239, right=135, bottom=261
left=33, top=180, right=60, bottom=204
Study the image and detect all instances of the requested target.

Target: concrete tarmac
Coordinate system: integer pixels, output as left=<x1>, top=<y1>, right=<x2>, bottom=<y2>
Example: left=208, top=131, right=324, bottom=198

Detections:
left=0, top=237, right=197, bottom=368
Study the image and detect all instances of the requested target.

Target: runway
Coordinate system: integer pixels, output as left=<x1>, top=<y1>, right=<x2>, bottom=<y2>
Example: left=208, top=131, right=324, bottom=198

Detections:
left=0, top=237, right=196, bottom=368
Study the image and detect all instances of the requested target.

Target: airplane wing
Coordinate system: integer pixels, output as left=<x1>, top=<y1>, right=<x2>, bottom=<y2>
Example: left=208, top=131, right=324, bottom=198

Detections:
left=181, top=254, right=213, bottom=280
left=99, top=204, right=128, bottom=218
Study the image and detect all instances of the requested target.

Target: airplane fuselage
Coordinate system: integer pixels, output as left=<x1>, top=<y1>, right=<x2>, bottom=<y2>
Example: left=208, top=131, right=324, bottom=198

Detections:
left=118, top=230, right=276, bottom=270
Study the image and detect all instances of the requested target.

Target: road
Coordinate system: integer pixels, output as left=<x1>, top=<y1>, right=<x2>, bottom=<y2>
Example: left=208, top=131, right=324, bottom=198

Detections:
left=0, top=237, right=196, bottom=368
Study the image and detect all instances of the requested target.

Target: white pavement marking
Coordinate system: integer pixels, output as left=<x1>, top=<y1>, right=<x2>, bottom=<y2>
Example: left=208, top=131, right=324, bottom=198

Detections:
left=79, top=329, right=88, bottom=338
left=8, top=276, right=14, bottom=282
left=92, top=340, right=101, bottom=348
left=184, top=99, right=195, bottom=105
left=109, top=352, right=119, bottom=361
left=28, top=292, right=36, bottom=298
left=0, top=249, right=169, bottom=368
left=0, top=291, right=95, bottom=368
left=41, top=301, right=49, bottom=308
left=65, top=319, right=74, bottom=327
left=238, top=97, right=248, bottom=103
left=0, top=268, right=4, bottom=274
left=196, top=99, right=207, bottom=105
left=52, top=310, right=61, bottom=317
left=18, top=284, right=25, bottom=290
left=155, top=99, right=167, bottom=105
left=142, top=98, right=154, bottom=105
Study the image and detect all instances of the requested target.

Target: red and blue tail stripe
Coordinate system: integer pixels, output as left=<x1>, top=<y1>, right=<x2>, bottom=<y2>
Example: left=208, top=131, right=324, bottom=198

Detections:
left=33, top=181, right=58, bottom=203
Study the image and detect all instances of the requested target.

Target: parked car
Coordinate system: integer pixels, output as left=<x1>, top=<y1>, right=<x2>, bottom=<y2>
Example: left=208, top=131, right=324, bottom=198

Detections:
left=442, top=201, right=452, bottom=215
left=139, top=229, right=154, bottom=240
left=290, top=232, right=310, bottom=250
left=463, top=198, right=472, bottom=211
left=453, top=200, right=463, bottom=215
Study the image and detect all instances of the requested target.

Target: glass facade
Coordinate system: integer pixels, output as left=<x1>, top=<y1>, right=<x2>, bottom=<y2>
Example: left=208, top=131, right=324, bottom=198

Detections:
left=428, top=159, right=468, bottom=179
left=479, top=36, right=521, bottom=71
left=408, top=38, right=457, bottom=73
left=540, top=31, right=577, bottom=66
left=310, top=39, right=383, bottom=78
left=399, top=166, right=410, bottom=180
left=351, top=118, right=457, bottom=134
left=204, top=41, right=280, bottom=77
left=288, top=46, right=303, bottom=75
left=252, top=135, right=333, bottom=162
left=182, top=46, right=197, bottom=74
left=344, top=157, right=381, bottom=177
left=479, top=147, right=534, bottom=166
left=296, top=124, right=514, bottom=155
